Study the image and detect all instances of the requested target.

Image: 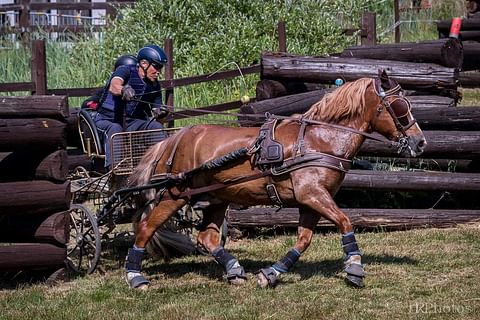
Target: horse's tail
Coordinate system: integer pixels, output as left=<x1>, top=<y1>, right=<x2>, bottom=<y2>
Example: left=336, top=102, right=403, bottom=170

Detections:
left=129, top=127, right=190, bottom=211
left=129, top=127, right=197, bottom=260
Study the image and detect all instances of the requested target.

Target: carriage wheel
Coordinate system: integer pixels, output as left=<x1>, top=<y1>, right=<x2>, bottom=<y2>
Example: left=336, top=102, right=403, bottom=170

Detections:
left=67, top=204, right=101, bottom=274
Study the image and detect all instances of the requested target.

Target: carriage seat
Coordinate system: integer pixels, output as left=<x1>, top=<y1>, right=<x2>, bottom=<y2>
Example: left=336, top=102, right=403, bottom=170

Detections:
left=78, top=108, right=105, bottom=158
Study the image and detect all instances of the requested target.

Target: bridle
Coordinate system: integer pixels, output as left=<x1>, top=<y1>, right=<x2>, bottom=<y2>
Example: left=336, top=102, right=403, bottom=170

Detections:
left=374, top=78, right=416, bottom=154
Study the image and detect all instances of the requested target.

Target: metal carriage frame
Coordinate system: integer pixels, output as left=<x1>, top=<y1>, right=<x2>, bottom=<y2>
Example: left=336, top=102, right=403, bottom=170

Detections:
left=67, top=110, right=219, bottom=275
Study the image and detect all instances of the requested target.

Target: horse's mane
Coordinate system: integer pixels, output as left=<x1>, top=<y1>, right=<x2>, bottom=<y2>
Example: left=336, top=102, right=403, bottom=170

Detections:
left=303, top=78, right=374, bottom=123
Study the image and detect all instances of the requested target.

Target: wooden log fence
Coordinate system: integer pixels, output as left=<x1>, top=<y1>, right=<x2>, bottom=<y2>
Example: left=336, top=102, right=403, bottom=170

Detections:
left=340, top=38, right=463, bottom=68
left=0, top=95, right=71, bottom=277
left=261, top=52, right=458, bottom=95
left=228, top=207, right=480, bottom=230
left=360, top=131, right=480, bottom=159
left=0, top=244, right=66, bottom=272
left=0, top=150, right=68, bottom=182
left=0, top=118, right=67, bottom=151
left=0, top=211, right=68, bottom=244
left=0, top=95, right=69, bottom=119
left=342, top=170, right=480, bottom=191
left=0, top=180, right=71, bottom=215
left=240, top=93, right=461, bottom=127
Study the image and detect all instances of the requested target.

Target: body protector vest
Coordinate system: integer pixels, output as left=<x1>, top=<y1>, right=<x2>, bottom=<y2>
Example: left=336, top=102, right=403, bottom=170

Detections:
left=99, top=65, right=162, bottom=122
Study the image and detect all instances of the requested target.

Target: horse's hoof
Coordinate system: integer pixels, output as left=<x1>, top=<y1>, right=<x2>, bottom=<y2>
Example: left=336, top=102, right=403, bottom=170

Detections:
left=256, top=272, right=270, bottom=288
left=345, top=274, right=364, bottom=288
left=136, top=283, right=150, bottom=291
left=126, top=272, right=150, bottom=289
left=226, top=266, right=247, bottom=285
left=228, top=276, right=247, bottom=286
left=255, top=267, right=278, bottom=288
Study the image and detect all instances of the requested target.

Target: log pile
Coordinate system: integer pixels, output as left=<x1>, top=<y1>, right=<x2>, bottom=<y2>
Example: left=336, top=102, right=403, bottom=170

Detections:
left=437, top=17, right=480, bottom=42
left=228, top=207, right=480, bottom=230
left=233, top=40, right=480, bottom=230
left=261, top=52, right=458, bottom=95
left=0, top=95, right=70, bottom=280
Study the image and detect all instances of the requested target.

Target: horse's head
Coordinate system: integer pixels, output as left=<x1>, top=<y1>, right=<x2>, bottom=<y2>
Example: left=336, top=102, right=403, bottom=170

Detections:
left=369, top=70, right=426, bottom=157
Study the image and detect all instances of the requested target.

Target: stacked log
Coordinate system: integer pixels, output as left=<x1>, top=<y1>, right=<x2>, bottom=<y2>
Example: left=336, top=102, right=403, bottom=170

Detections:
left=240, top=94, right=461, bottom=127
left=437, top=17, right=480, bottom=41
left=340, top=38, right=463, bottom=68
left=261, top=52, right=458, bottom=96
left=0, top=95, right=70, bottom=280
left=228, top=207, right=480, bottom=230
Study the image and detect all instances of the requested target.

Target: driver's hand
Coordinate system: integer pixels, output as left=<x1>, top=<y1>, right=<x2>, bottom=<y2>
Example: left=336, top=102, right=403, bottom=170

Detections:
left=152, top=106, right=169, bottom=119
left=121, top=84, right=135, bottom=101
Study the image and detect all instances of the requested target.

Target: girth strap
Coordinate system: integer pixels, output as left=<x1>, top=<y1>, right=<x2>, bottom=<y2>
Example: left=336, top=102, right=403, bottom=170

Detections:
left=165, top=151, right=351, bottom=200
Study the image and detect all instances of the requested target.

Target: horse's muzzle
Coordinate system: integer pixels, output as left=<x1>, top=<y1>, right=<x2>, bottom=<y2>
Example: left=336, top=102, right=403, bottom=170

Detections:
left=406, top=135, right=427, bottom=157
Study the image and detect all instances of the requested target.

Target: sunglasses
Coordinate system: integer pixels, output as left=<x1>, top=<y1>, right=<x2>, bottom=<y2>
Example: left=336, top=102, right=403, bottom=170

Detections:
left=150, top=62, right=164, bottom=71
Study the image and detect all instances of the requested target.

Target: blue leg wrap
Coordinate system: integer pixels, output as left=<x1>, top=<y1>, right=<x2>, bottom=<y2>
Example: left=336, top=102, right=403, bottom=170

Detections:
left=341, top=232, right=362, bottom=258
left=212, top=247, right=237, bottom=271
left=125, top=245, right=145, bottom=272
left=212, top=247, right=247, bottom=281
left=272, top=248, right=301, bottom=273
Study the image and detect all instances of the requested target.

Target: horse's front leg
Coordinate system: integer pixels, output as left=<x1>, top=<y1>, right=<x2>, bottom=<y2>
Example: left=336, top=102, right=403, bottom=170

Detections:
left=256, top=207, right=319, bottom=288
left=125, top=198, right=186, bottom=290
left=197, top=202, right=247, bottom=285
left=296, top=186, right=365, bottom=287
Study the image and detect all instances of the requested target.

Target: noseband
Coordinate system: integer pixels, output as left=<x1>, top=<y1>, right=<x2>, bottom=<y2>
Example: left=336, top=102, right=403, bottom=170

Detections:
left=374, top=79, right=416, bottom=153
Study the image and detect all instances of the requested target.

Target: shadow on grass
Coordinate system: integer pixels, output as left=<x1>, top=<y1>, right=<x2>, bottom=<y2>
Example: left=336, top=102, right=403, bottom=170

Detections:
left=141, top=253, right=419, bottom=281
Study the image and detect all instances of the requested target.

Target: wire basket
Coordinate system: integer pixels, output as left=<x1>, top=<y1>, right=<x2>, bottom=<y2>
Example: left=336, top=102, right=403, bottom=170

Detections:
left=110, top=127, right=179, bottom=176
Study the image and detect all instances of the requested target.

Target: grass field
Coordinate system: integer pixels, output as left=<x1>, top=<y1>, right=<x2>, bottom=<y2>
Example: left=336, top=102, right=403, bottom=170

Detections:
left=1, top=226, right=479, bottom=320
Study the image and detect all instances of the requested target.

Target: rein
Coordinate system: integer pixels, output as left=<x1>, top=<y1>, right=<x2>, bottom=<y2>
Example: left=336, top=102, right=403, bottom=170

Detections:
left=132, top=97, right=398, bottom=146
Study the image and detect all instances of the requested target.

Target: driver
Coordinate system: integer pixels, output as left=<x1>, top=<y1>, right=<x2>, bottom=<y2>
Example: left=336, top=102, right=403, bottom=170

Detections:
left=94, top=45, right=170, bottom=169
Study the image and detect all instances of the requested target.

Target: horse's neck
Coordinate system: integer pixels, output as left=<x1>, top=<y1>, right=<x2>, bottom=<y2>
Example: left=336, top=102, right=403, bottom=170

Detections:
left=308, top=117, right=369, bottom=159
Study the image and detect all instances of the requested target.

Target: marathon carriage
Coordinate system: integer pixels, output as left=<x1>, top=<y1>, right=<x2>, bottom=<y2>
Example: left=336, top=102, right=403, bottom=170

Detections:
left=67, top=109, right=226, bottom=274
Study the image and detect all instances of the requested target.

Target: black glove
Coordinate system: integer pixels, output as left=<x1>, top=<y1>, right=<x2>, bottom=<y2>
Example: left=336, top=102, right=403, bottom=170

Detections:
left=152, top=106, right=169, bottom=119
left=121, top=84, right=135, bottom=101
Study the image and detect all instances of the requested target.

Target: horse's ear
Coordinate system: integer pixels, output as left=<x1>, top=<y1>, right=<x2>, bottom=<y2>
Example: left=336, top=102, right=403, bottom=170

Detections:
left=378, top=69, right=389, bottom=80
left=378, top=69, right=390, bottom=89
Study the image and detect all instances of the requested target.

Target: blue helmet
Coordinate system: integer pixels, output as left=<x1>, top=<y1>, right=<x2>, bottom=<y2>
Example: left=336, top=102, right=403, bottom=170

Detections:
left=137, top=45, right=168, bottom=67
left=114, top=54, right=137, bottom=70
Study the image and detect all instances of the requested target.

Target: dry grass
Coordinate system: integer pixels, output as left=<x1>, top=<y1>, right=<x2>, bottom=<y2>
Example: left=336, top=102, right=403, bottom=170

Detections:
left=1, top=225, right=479, bottom=320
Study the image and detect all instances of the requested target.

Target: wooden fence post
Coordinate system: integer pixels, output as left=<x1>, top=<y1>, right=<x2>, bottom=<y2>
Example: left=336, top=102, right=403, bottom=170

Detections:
left=19, top=0, right=30, bottom=45
left=361, top=12, right=376, bottom=46
left=31, top=39, right=47, bottom=95
left=164, top=38, right=174, bottom=128
left=278, top=21, right=287, bottom=52
left=394, top=0, right=401, bottom=43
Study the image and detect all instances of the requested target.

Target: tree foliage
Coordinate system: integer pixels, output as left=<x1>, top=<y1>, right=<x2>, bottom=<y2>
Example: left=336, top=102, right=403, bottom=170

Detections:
left=98, top=0, right=380, bottom=77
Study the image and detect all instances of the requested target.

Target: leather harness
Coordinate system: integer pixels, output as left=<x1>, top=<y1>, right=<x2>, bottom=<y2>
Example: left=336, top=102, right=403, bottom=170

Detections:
left=153, top=116, right=352, bottom=206
left=151, top=79, right=413, bottom=206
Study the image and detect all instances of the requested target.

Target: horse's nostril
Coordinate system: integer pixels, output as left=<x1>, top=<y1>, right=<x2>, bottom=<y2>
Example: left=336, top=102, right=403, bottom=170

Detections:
left=417, top=139, right=426, bottom=149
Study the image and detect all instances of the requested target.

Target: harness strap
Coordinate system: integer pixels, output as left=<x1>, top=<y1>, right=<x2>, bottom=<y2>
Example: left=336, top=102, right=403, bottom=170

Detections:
left=165, top=126, right=192, bottom=173
left=161, top=151, right=350, bottom=201
left=272, top=115, right=393, bottom=145
left=292, top=120, right=308, bottom=158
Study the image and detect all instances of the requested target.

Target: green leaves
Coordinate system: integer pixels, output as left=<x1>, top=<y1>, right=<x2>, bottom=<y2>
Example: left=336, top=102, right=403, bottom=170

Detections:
left=97, top=0, right=376, bottom=76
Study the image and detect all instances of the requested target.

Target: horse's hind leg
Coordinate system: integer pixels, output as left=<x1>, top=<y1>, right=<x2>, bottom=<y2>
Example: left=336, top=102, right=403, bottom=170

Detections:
left=125, top=198, right=186, bottom=289
left=197, top=202, right=247, bottom=285
left=256, top=207, right=319, bottom=288
left=296, top=186, right=365, bottom=287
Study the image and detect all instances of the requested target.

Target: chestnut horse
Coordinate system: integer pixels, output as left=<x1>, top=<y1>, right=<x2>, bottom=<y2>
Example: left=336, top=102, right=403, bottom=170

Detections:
left=124, top=70, right=426, bottom=289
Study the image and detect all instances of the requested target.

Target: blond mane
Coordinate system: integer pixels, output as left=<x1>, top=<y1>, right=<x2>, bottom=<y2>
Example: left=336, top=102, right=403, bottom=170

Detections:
left=303, top=78, right=374, bottom=123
